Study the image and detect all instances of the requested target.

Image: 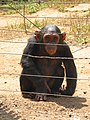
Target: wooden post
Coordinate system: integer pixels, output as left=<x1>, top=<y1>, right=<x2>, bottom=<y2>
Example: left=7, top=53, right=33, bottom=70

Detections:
left=23, top=4, right=27, bottom=33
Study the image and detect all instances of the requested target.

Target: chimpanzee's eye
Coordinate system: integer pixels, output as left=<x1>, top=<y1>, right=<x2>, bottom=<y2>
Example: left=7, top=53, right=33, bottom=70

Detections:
left=53, top=36, right=59, bottom=43
left=45, top=35, right=50, bottom=43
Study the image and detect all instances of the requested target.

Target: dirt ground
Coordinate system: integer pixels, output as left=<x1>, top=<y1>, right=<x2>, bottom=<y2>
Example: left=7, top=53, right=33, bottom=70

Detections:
left=0, top=3, right=90, bottom=120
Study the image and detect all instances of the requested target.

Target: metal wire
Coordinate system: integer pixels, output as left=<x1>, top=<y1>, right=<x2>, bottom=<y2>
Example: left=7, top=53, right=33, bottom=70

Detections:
left=0, top=52, right=90, bottom=60
left=0, top=28, right=32, bottom=34
left=0, top=89, right=88, bottom=99
left=1, top=89, right=90, bottom=100
left=0, top=28, right=90, bottom=36
left=0, top=16, right=90, bottom=19
left=0, top=1, right=85, bottom=4
left=72, top=46, right=89, bottom=53
left=0, top=0, right=90, bottom=100
left=0, top=39, right=84, bottom=46
left=28, top=1, right=90, bottom=4
left=0, top=40, right=89, bottom=54
left=0, top=72, right=89, bottom=80
left=0, top=40, right=90, bottom=47
left=0, top=89, right=83, bottom=98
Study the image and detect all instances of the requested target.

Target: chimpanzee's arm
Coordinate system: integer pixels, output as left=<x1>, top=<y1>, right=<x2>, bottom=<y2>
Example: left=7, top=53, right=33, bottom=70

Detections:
left=20, top=36, right=50, bottom=93
left=61, top=44, right=77, bottom=96
left=20, top=36, right=40, bottom=74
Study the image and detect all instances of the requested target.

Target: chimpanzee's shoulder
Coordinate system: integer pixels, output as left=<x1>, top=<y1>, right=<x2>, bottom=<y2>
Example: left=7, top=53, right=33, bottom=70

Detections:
left=28, top=35, right=37, bottom=43
left=62, top=42, right=71, bottom=50
left=58, top=42, right=70, bottom=50
left=58, top=42, right=72, bottom=57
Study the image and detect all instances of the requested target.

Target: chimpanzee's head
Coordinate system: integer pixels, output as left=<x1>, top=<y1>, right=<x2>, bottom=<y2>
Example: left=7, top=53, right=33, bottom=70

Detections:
left=35, top=24, right=66, bottom=55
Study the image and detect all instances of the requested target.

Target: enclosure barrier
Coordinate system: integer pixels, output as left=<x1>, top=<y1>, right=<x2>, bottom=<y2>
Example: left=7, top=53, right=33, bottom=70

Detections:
left=0, top=0, right=90, bottom=99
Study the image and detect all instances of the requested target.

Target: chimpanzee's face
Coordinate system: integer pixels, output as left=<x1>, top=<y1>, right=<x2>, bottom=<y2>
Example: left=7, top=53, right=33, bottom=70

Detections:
left=43, top=32, right=60, bottom=55
left=38, top=24, right=66, bottom=55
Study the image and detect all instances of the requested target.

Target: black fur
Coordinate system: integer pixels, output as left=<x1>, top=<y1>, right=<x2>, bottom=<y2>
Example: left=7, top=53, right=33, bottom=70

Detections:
left=20, top=24, right=77, bottom=100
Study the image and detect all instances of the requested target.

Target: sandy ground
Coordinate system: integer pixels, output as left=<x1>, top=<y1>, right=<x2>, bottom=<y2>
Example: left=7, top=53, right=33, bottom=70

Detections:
left=0, top=3, right=90, bottom=120
left=0, top=41, right=90, bottom=120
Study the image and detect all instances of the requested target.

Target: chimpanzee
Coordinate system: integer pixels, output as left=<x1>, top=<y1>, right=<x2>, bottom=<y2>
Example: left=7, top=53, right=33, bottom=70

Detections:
left=20, top=24, right=77, bottom=101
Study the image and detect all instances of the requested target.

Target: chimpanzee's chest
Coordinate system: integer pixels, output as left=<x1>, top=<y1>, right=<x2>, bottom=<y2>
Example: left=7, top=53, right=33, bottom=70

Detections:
left=35, top=58, right=59, bottom=75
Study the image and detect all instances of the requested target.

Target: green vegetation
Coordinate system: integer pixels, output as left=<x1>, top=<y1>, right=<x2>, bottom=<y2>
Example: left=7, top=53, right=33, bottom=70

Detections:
left=71, top=22, right=90, bottom=43
left=0, top=3, right=49, bottom=15
left=0, top=0, right=90, bottom=15
left=7, top=16, right=90, bottom=44
left=0, top=0, right=90, bottom=43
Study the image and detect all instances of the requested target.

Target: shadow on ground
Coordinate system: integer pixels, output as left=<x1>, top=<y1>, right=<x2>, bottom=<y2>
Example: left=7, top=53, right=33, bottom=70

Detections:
left=47, top=96, right=88, bottom=109
left=0, top=101, right=21, bottom=120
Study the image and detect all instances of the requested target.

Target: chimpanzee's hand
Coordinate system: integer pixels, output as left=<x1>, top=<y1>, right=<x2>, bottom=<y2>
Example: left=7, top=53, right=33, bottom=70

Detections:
left=59, top=85, right=75, bottom=96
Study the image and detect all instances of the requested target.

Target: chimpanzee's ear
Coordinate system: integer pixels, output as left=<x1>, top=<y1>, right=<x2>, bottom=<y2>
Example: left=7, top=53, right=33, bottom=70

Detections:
left=61, top=32, right=66, bottom=41
left=34, top=31, right=41, bottom=41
